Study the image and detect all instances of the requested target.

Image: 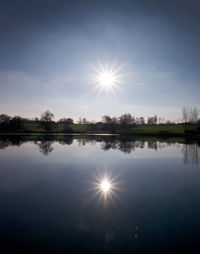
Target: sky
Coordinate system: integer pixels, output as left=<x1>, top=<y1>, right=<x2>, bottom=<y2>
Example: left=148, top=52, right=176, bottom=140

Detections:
left=0, top=0, right=200, bottom=122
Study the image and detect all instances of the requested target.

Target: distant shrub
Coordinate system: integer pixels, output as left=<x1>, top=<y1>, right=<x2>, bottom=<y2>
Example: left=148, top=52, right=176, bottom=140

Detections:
left=197, top=127, right=200, bottom=133
left=184, top=129, right=197, bottom=135
left=157, top=131, right=171, bottom=136
left=63, top=125, right=74, bottom=133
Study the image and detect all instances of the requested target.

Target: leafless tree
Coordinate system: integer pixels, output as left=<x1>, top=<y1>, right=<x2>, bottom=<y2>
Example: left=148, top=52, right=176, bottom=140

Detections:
left=182, top=106, right=199, bottom=123
left=119, top=113, right=132, bottom=125
left=40, top=110, right=54, bottom=131
left=82, top=118, right=87, bottom=124
left=102, top=115, right=112, bottom=124
left=111, top=117, right=119, bottom=125
left=147, top=115, right=157, bottom=125
left=192, top=107, right=199, bottom=123
left=182, top=106, right=188, bottom=123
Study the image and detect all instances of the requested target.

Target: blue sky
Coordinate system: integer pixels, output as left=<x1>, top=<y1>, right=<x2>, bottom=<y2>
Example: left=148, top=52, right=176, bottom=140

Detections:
left=0, top=0, right=200, bottom=121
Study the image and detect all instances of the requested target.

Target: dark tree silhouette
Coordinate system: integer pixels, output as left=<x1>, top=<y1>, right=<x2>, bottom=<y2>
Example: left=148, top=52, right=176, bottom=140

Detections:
left=0, top=114, right=11, bottom=129
left=10, top=116, right=23, bottom=129
left=38, top=140, right=54, bottom=155
left=59, top=118, right=73, bottom=124
left=102, top=115, right=112, bottom=124
left=40, top=110, right=55, bottom=132
left=119, top=113, right=132, bottom=126
left=0, top=115, right=23, bottom=130
left=147, top=115, right=157, bottom=125
left=182, top=106, right=200, bottom=124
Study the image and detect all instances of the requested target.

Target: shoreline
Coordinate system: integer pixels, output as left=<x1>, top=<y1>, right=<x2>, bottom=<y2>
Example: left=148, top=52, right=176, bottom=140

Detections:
left=0, top=131, right=199, bottom=140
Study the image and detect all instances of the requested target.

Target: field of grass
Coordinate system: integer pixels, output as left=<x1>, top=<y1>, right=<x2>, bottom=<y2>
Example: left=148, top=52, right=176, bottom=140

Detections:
left=127, top=124, right=200, bottom=135
left=21, top=123, right=107, bottom=133
left=1, top=123, right=200, bottom=138
left=23, top=123, right=41, bottom=132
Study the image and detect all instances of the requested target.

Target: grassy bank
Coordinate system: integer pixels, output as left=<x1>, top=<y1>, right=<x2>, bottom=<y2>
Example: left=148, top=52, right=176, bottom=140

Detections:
left=0, top=123, right=200, bottom=139
left=118, top=124, right=200, bottom=137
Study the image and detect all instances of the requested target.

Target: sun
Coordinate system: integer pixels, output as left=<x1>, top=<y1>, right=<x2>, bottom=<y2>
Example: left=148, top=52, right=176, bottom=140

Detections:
left=95, top=68, right=119, bottom=94
left=98, top=72, right=116, bottom=88
left=100, top=179, right=111, bottom=193
left=89, top=62, right=123, bottom=95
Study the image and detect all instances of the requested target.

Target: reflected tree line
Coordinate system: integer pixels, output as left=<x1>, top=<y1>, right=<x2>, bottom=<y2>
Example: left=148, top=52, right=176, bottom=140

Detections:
left=37, top=140, right=55, bottom=156
left=181, top=144, right=200, bottom=166
left=0, top=135, right=199, bottom=165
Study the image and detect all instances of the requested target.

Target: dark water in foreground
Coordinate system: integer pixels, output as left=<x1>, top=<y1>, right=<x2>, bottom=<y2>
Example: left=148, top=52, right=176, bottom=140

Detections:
left=0, top=135, right=200, bottom=253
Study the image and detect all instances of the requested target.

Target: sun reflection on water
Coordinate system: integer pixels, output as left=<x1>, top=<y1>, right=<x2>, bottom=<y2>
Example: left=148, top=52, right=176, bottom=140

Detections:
left=88, top=171, right=122, bottom=206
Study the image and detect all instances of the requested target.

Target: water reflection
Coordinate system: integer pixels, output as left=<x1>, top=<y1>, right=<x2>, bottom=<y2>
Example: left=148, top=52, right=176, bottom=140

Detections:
left=0, top=135, right=200, bottom=165
left=101, top=140, right=147, bottom=153
left=0, top=135, right=200, bottom=253
left=90, top=171, right=120, bottom=206
left=37, top=140, right=54, bottom=156
left=0, top=135, right=23, bottom=149
left=182, top=143, right=200, bottom=165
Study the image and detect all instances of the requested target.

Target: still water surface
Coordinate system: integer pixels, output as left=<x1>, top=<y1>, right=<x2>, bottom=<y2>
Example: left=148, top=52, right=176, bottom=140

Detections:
left=0, top=135, right=200, bottom=253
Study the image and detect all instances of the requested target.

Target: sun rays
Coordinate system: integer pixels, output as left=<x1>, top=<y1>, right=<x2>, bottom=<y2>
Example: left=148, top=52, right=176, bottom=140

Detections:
left=100, top=179, right=111, bottom=193
left=88, top=62, right=124, bottom=95
left=86, top=170, right=124, bottom=207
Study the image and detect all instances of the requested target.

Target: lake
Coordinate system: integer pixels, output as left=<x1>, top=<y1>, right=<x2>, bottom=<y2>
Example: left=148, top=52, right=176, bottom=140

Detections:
left=0, top=135, right=200, bottom=253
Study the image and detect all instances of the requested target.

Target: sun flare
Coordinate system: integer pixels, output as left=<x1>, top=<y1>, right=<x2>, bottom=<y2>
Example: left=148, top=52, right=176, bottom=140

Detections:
left=98, top=72, right=115, bottom=88
left=88, top=172, right=122, bottom=206
left=89, top=62, right=123, bottom=95
left=100, top=179, right=111, bottom=193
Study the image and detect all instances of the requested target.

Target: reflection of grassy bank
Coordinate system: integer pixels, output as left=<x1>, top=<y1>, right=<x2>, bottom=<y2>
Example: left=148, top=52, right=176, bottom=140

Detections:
left=0, top=134, right=200, bottom=161
left=0, top=123, right=200, bottom=139
left=0, top=133, right=199, bottom=146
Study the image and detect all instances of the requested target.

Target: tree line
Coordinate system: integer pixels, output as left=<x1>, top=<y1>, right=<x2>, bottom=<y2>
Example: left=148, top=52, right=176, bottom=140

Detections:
left=0, top=106, right=199, bottom=132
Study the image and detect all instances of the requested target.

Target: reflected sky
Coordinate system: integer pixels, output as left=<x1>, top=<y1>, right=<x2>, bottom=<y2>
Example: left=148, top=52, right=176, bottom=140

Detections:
left=0, top=135, right=199, bottom=165
left=0, top=135, right=200, bottom=253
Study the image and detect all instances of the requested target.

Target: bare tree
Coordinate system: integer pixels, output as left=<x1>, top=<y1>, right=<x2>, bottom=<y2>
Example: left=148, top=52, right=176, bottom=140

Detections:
left=40, top=110, right=54, bottom=132
left=182, top=106, right=199, bottom=124
left=78, top=117, right=82, bottom=124
left=135, top=117, right=145, bottom=125
left=147, top=115, right=157, bottom=125
left=102, top=115, right=112, bottom=124
left=59, top=118, right=74, bottom=124
left=119, top=113, right=132, bottom=125
left=82, top=118, right=87, bottom=124
left=111, top=117, right=119, bottom=125
left=182, top=106, right=188, bottom=123
left=0, top=114, right=11, bottom=125
left=192, top=107, right=199, bottom=123
left=10, top=116, right=23, bottom=129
